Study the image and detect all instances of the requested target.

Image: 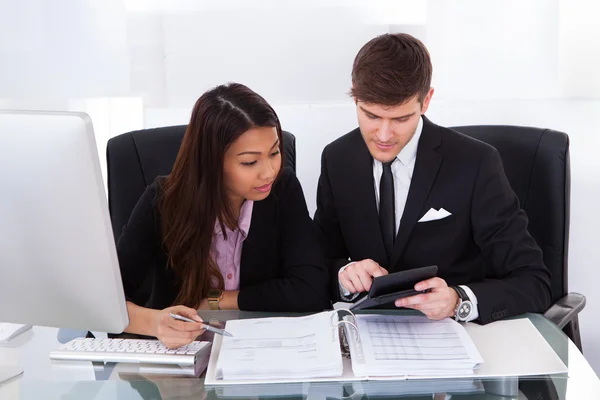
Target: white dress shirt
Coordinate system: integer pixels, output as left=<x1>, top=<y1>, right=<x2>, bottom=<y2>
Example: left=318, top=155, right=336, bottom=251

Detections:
left=338, top=117, right=479, bottom=321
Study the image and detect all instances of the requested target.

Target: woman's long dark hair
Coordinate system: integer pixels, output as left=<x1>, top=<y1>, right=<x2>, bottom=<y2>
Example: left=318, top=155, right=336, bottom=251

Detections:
left=159, top=83, right=283, bottom=308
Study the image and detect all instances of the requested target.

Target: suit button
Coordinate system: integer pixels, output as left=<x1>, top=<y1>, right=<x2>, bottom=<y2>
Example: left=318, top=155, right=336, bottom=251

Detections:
left=227, top=274, right=232, bottom=280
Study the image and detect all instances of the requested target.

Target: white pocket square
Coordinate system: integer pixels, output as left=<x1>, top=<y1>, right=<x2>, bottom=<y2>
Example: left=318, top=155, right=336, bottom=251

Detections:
left=418, top=207, right=452, bottom=223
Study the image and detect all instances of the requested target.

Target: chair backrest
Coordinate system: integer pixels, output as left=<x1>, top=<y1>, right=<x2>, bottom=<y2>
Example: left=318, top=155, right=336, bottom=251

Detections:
left=106, top=125, right=297, bottom=242
left=450, top=125, right=570, bottom=304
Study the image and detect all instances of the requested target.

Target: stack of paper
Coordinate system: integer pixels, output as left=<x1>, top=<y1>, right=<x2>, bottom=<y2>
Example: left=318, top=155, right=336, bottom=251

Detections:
left=214, top=312, right=343, bottom=381
left=347, top=315, right=483, bottom=378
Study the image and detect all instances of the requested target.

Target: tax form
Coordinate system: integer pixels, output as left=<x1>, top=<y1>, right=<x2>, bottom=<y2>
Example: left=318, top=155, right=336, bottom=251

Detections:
left=348, top=315, right=483, bottom=377
left=215, top=312, right=343, bottom=381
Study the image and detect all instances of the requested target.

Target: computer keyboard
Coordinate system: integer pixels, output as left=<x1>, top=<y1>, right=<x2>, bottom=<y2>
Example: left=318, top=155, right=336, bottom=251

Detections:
left=49, top=338, right=210, bottom=366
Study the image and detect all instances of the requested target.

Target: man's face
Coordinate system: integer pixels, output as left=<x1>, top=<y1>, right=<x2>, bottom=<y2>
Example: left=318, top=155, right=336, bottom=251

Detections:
left=356, top=88, right=433, bottom=163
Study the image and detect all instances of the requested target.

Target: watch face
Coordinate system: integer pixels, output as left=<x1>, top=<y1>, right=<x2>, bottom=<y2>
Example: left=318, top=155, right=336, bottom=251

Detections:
left=457, top=301, right=472, bottom=320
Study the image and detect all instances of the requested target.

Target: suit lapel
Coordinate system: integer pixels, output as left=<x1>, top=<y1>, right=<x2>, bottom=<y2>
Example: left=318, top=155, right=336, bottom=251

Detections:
left=390, top=117, right=443, bottom=269
left=347, top=130, right=389, bottom=263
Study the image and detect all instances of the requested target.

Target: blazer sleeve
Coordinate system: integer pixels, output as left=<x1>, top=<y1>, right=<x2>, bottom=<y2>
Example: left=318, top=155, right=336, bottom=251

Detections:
left=116, top=183, right=162, bottom=306
left=313, top=147, right=353, bottom=301
left=237, top=171, right=331, bottom=312
left=468, top=147, right=552, bottom=323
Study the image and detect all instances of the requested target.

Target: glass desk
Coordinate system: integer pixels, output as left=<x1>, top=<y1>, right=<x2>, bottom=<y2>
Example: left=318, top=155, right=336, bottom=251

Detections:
left=1, top=311, right=598, bottom=399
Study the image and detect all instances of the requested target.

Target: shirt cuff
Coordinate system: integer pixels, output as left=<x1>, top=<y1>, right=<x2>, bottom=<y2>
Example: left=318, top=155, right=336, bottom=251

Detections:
left=338, top=263, right=360, bottom=301
left=459, top=285, right=479, bottom=322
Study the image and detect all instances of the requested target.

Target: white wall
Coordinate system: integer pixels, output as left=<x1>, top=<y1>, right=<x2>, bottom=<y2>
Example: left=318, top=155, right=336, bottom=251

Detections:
left=1, top=0, right=599, bottom=373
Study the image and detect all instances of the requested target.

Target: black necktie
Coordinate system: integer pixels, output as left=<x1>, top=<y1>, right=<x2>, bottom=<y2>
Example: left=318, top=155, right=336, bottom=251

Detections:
left=379, top=160, right=396, bottom=257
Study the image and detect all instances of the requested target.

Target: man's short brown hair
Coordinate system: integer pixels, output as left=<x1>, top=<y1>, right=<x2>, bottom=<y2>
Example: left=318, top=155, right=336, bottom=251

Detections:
left=351, top=33, right=432, bottom=106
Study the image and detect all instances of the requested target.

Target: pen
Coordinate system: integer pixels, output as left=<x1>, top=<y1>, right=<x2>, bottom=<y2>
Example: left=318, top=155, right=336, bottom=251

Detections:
left=169, top=313, right=233, bottom=337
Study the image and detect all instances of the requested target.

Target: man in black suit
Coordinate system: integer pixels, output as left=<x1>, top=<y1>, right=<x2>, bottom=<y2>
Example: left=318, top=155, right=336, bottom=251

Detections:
left=314, top=33, right=551, bottom=324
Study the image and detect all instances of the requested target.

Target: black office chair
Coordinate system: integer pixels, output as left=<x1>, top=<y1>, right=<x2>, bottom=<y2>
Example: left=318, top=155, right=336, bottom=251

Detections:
left=105, top=125, right=296, bottom=306
left=451, top=125, right=586, bottom=352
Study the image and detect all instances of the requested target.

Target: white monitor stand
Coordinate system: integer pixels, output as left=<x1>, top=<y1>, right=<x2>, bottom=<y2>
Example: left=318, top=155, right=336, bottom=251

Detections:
left=0, top=366, right=24, bottom=385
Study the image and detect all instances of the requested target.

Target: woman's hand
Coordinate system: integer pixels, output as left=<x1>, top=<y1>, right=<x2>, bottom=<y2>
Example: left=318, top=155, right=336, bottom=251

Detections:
left=152, top=305, right=205, bottom=349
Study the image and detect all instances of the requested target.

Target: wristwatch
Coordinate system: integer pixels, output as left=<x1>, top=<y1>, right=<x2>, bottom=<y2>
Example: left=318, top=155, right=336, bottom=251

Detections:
left=207, top=289, right=224, bottom=310
left=451, top=286, right=473, bottom=322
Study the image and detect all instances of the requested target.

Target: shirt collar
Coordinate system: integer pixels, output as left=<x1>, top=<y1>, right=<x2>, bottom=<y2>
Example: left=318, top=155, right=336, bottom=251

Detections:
left=214, top=200, right=254, bottom=238
left=396, top=115, right=423, bottom=167
left=237, top=200, right=254, bottom=236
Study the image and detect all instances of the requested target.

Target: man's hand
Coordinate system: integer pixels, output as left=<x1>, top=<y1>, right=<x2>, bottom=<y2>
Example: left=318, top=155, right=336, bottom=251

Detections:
left=394, top=277, right=459, bottom=320
left=339, top=259, right=388, bottom=293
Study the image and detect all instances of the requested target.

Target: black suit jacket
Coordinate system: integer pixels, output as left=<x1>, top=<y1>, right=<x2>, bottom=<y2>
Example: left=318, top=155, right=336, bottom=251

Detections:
left=314, top=116, right=552, bottom=323
left=117, top=168, right=330, bottom=313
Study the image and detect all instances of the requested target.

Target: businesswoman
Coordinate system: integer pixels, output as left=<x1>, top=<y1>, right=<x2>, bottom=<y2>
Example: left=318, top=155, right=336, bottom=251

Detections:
left=117, top=83, right=330, bottom=348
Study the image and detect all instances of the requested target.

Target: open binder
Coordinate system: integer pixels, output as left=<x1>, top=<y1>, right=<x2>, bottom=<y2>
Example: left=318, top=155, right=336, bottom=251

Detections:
left=205, top=310, right=487, bottom=385
left=205, top=310, right=569, bottom=386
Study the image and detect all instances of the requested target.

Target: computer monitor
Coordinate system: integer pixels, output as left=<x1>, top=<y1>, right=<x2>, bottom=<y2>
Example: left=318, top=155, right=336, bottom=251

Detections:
left=0, top=110, right=129, bottom=334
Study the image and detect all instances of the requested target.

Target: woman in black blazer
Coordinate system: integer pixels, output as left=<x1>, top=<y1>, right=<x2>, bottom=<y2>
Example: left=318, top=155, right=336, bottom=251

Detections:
left=117, top=83, right=330, bottom=348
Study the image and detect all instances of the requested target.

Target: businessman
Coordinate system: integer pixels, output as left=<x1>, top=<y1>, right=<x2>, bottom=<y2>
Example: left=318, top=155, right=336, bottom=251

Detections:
left=314, top=33, right=551, bottom=324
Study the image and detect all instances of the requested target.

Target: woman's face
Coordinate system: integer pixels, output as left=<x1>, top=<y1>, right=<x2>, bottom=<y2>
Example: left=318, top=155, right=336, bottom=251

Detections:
left=223, top=126, right=282, bottom=208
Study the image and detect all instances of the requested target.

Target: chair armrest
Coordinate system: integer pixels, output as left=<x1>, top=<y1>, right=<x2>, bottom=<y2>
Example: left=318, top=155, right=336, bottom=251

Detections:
left=543, top=292, right=586, bottom=329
